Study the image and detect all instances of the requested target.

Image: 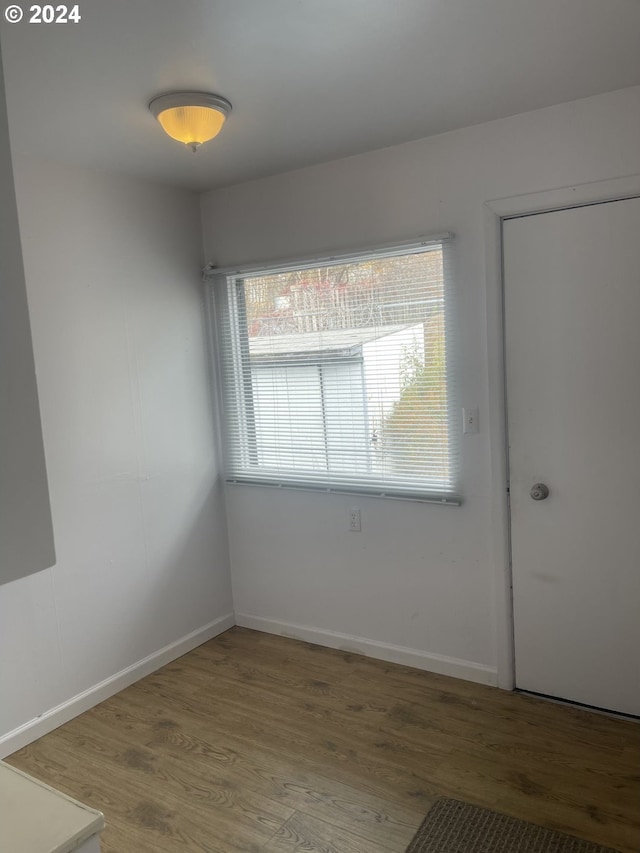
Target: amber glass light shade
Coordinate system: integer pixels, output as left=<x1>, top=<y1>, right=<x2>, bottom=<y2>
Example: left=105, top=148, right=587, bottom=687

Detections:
left=149, top=93, right=231, bottom=152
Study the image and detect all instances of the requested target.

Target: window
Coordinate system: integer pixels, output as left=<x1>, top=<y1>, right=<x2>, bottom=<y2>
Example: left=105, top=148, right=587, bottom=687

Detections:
left=210, top=238, right=459, bottom=503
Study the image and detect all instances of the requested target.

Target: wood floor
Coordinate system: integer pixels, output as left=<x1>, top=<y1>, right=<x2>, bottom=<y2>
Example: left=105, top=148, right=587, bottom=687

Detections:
left=6, top=627, right=640, bottom=853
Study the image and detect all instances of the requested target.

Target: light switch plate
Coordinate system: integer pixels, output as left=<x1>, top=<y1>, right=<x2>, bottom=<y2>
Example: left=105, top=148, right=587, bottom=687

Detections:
left=463, top=407, right=479, bottom=434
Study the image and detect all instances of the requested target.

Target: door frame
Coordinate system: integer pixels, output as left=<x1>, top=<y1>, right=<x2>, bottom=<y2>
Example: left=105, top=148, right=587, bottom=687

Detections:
left=483, top=174, right=640, bottom=690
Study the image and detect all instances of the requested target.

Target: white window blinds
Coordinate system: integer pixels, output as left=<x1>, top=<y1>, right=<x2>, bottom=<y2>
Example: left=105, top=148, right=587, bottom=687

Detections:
left=210, top=238, right=459, bottom=503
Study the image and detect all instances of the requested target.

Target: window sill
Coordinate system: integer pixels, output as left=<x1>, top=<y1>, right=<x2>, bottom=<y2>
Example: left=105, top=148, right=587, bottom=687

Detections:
left=225, top=477, right=462, bottom=506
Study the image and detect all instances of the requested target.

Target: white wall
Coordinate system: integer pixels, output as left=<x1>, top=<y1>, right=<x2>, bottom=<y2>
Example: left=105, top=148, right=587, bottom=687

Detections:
left=0, top=156, right=233, bottom=754
left=201, top=85, right=640, bottom=683
left=0, top=45, right=55, bottom=585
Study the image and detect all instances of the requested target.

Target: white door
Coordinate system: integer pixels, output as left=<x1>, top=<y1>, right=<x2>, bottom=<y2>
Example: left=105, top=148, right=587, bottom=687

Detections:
left=504, top=197, right=640, bottom=716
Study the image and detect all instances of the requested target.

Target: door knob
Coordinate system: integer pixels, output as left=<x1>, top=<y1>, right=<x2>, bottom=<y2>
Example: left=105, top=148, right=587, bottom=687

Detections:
left=530, top=483, right=550, bottom=501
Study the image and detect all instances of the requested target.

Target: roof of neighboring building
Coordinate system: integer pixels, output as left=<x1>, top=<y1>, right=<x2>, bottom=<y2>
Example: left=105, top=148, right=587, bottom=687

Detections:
left=249, top=324, right=419, bottom=359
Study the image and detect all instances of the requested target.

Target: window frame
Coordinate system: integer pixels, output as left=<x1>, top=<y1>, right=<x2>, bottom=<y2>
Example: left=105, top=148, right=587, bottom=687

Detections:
left=206, top=235, right=461, bottom=505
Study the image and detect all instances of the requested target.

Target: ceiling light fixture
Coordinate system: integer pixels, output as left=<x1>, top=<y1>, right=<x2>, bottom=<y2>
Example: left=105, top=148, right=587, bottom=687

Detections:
left=149, top=92, right=232, bottom=153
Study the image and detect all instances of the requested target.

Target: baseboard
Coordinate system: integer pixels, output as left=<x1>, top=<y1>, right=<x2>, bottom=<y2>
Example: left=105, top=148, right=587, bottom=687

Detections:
left=0, top=612, right=235, bottom=758
left=2, top=611, right=497, bottom=758
left=235, top=613, right=498, bottom=686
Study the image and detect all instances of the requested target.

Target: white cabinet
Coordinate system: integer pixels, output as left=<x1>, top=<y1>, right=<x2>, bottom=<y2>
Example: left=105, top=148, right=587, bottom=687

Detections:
left=0, top=761, right=104, bottom=853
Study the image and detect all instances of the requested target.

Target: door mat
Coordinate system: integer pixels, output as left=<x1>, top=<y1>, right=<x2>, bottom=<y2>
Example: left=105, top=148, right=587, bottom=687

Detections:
left=406, top=798, right=620, bottom=853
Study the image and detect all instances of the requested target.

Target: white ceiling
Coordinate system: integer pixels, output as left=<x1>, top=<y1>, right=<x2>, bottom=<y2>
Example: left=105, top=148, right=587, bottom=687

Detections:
left=1, top=0, right=640, bottom=192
